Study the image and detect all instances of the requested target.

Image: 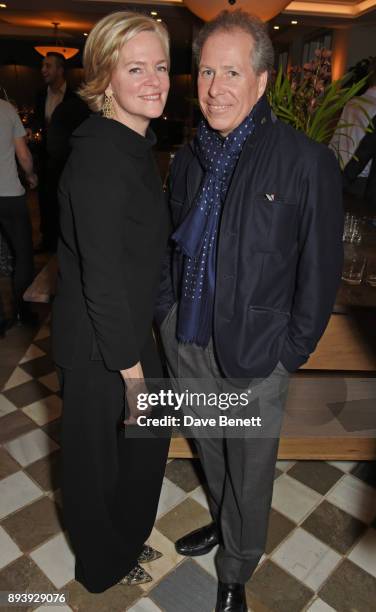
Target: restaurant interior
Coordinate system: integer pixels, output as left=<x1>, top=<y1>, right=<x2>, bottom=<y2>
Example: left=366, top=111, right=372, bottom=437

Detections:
left=0, top=1, right=375, bottom=610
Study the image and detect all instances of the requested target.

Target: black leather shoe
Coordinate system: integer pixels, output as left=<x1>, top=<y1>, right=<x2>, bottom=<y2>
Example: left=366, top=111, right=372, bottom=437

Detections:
left=175, top=522, right=219, bottom=557
left=215, top=582, right=247, bottom=612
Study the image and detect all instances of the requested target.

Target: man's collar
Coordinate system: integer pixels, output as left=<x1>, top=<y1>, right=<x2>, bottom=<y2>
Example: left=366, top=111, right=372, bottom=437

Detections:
left=251, top=93, right=271, bottom=127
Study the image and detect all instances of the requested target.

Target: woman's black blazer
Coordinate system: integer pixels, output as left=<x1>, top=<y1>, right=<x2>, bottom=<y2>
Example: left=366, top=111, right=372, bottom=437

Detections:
left=52, top=115, right=169, bottom=371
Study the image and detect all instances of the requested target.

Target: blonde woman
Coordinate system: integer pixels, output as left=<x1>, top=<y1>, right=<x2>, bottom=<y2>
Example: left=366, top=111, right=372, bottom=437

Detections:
left=52, top=12, right=171, bottom=592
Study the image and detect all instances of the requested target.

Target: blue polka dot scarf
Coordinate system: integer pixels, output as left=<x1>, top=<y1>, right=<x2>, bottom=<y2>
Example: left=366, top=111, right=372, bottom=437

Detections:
left=172, top=110, right=255, bottom=347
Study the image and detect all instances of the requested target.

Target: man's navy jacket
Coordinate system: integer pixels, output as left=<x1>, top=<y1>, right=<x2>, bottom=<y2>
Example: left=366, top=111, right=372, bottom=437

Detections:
left=156, top=95, right=344, bottom=379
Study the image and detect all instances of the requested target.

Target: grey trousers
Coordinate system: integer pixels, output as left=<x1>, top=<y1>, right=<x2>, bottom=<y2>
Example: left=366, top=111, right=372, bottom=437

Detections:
left=160, top=304, right=290, bottom=584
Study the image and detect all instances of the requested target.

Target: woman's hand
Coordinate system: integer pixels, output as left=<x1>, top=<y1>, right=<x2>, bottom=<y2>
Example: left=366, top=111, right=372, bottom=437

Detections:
left=124, top=380, right=151, bottom=425
left=121, top=362, right=150, bottom=425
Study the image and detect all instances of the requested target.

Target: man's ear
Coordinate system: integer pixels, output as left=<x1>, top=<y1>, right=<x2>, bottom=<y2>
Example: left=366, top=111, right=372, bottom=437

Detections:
left=257, top=71, right=268, bottom=100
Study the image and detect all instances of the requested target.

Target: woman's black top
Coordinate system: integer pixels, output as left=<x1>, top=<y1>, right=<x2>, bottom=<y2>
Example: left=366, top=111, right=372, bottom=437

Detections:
left=52, top=114, right=169, bottom=370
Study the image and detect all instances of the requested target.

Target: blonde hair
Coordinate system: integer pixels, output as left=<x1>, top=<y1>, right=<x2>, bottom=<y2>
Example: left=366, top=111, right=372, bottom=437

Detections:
left=79, top=11, right=170, bottom=112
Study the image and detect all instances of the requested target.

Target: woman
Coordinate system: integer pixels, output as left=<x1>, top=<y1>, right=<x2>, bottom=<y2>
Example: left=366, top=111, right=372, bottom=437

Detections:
left=51, top=12, right=171, bottom=593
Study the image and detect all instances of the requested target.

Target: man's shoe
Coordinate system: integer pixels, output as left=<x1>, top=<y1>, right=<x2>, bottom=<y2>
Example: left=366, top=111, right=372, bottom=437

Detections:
left=215, top=582, right=247, bottom=612
left=175, top=522, right=219, bottom=557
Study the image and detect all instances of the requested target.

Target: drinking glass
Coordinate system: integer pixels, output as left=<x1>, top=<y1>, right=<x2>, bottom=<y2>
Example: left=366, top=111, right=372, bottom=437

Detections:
left=342, top=251, right=366, bottom=285
left=365, top=259, right=376, bottom=287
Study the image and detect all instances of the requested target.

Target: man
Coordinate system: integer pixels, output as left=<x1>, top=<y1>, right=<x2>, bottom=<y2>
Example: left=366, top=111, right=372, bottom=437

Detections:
left=34, top=52, right=89, bottom=251
left=156, top=10, right=343, bottom=612
left=344, top=113, right=376, bottom=208
left=0, top=98, right=38, bottom=331
left=330, top=59, right=376, bottom=198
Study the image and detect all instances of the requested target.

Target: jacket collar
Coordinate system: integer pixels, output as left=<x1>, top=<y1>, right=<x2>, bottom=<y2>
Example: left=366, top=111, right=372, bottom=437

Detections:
left=78, top=114, right=156, bottom=158
left=243, top=94, right=274, bottom=149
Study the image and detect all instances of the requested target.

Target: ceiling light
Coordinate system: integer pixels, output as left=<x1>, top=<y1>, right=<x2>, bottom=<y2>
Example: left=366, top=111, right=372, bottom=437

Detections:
left=273, top=25, right=280, bottom=30
left=151, top=11, right=158, bottom=16
left=83, top=32, right=88, bottom=36
left=157, top=18, right=162, bottom=22
left=291, top=20, right=298, bottom=24
left=34, top=22, right=79, bottom=60
left=0, top=3, right=7, bottom=7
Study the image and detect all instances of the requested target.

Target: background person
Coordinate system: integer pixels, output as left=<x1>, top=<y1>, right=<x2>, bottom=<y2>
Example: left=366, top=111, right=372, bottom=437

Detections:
left=52, top=12, right=171, bottom=593
left=33, top=51, right=89, bottom=251
left=157, top=10, right=343, bottom=612
left=344, top=113, right=376, bottom=209
left=330, top=58, right=376, bottom=198
left=0, top=98, right=38, bottom=333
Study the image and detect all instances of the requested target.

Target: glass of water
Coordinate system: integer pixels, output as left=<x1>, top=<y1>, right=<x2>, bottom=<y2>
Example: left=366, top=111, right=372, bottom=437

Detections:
left=342, top=250, right=366, bottom=285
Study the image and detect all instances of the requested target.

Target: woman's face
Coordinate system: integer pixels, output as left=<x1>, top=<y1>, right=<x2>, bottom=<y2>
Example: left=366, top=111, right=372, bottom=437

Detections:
left=106, top=30, right=169, bottom=135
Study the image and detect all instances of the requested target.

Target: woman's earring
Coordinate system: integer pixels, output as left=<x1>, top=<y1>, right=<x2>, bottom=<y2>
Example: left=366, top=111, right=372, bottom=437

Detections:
left=102, top=93, right=114, bottom=118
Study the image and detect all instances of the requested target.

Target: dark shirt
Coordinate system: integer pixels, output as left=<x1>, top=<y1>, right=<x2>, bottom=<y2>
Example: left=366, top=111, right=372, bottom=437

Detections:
left=34, top=86, right=89, bottom=168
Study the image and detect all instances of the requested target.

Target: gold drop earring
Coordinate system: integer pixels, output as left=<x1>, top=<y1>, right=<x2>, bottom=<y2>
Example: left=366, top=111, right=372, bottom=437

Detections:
left=102, top=92, right=114, bottom=118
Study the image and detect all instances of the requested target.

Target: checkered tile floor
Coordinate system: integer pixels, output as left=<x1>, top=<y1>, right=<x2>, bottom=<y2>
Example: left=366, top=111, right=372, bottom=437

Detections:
left=1, top=318, right=376, bottom=612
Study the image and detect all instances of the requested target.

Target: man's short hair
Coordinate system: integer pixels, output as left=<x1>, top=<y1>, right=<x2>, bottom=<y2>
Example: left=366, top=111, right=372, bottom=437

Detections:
left=46, top=52, right=66, bottom=73
left=193, top=9, right=274, bottom=78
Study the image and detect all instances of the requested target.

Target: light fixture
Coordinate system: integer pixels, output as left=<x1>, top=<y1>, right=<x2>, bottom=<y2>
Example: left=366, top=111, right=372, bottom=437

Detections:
left=83, top=32, right=88, bottom=37
left=157, top=18, right=162, bottom=22
left=151, top=11, right=158, bottom=16
left=291, top=20, right=298, bottom=24
left=184, top=0, right=291, bottom=22
left=273, top=25, right=280, bottom=30
left=0, top=3, right=7, bottom=7
left=34, top=22, right=79, bottom=60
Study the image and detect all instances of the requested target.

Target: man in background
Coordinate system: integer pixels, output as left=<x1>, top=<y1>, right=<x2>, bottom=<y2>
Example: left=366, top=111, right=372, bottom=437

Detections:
left=344, top=113, right=376, bottom=209
left=34, top=52, right=89, bottom=251
left=330, top=59, right=376, bottom=198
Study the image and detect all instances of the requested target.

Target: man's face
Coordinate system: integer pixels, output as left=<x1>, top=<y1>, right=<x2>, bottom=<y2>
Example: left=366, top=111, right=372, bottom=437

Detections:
left=41, top=56, right=62, bottom=86
left=198, top=29, right=268, bottom=137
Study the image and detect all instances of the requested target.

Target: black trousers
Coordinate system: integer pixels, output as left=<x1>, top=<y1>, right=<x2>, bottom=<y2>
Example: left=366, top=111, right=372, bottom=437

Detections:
left=0, top=194, right=34, bottom=310
left=57, top=335, right=170, bottom=593
left=38, top=162, right=62, bottom=250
